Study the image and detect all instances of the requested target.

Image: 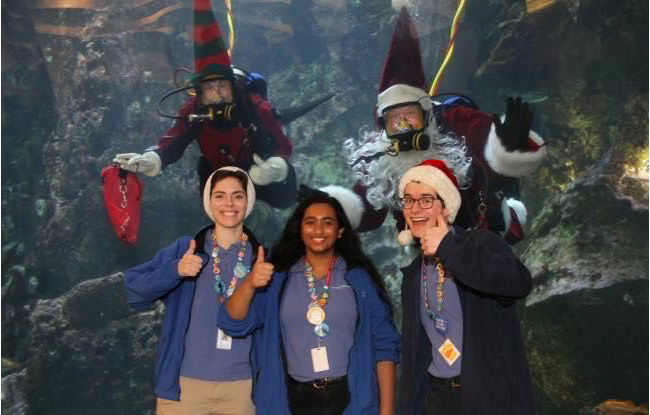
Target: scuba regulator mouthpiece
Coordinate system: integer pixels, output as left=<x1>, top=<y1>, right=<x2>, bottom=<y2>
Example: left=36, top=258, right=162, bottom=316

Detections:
left=390, top=131, right=430, bottom=153
left=187, top=102, right=237, bottom=125
left=189, top=107, right=214, bottom=122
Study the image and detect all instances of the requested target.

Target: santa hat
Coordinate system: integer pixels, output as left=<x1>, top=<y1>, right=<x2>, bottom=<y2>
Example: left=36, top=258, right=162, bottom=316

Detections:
left=319, top=185, right=365, bottom=230
left=397, top=160, right=461, bottom=245
left=376, top=7, right=432, bottom=118
left=193, top=0, right=234, bottom=82
left=203, top=166, right=256, bottom=221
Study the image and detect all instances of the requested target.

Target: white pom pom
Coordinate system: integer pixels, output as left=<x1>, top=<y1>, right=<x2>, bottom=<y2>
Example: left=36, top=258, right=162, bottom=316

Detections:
left=392, top=0, right=410, bottom=12
left=397, top=229, right=414, bottom=246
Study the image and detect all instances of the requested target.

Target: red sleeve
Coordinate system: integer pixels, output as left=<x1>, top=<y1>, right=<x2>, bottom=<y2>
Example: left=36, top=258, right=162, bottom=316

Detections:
left=503, top=207, right=524, bottom=245
left=249, top=94, right=292, bottom=157
left=440, top=106, right=492, bottom=165
left=156, top=98, right=196, bottom=150
left=153, top=98, right=198, bottom=168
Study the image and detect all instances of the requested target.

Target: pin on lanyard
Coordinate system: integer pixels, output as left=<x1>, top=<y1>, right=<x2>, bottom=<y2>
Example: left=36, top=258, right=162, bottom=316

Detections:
left=305, top=256, right=336, bottom=343
left=421, top=256, right=448, bottom=336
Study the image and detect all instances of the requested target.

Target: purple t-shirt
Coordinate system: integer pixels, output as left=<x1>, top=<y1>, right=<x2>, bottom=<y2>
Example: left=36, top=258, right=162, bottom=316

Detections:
left=420, top=260, right=463, bottom=378
left=179, top=231, right=253, bottom=381
left=280, top=257, right=357, bottom=381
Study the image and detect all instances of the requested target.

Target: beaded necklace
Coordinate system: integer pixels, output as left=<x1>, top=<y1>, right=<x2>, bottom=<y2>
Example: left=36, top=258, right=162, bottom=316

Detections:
left=212, top=231, right=248, bottom=303
left=421, top=256, right=448, bottom=336
left=304, top=256, right=337, bottom=339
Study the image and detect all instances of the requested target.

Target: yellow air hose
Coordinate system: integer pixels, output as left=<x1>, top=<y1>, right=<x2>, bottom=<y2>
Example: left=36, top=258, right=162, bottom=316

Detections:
left=429, top=0, right=466, bottom=96
left=224, top=0, right=236, bottom=56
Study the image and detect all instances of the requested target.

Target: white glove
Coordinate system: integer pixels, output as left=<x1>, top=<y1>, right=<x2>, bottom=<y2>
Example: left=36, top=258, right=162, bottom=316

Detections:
left=248, top=154, right=288, bottom=186
left=112, top=151, right=162, bottom=177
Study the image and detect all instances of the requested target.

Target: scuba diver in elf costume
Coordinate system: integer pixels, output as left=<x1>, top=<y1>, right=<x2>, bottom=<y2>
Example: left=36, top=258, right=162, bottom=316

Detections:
left=113, top=0, right=320, bottom=209
left=344, top=7, right=547, bottom=244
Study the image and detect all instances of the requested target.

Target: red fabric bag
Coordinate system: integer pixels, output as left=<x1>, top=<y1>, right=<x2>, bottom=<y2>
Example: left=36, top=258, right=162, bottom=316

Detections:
left=101, top=165, right=143, bottom=245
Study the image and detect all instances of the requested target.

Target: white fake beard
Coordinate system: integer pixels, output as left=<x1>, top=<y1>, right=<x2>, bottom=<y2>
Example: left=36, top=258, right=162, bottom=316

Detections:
left=343, top=120, right=472, bottom=210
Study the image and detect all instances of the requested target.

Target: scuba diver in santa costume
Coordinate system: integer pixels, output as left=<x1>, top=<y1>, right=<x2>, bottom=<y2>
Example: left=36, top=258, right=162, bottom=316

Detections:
left=113, top=0, right=324, bottom=208
left=344, top=7, right=547, bottom=244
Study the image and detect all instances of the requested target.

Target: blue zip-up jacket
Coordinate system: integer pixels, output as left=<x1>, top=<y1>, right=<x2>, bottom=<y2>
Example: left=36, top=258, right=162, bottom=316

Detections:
left=217, top=266, right=401, bottom=415
left=123, top=226, right=261, bottom=401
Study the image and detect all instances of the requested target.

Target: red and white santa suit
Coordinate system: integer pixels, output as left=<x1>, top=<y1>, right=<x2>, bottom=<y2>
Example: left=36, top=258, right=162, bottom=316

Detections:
left=344, top=7, right=546, bottom=244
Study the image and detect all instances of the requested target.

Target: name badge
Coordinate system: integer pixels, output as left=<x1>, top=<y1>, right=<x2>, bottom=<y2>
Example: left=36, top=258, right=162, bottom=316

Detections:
left=216, top=328, right=232, bottom=350
left=311, top=347, right=330, bottom=372
left=438, top=338, right=460, bottom=366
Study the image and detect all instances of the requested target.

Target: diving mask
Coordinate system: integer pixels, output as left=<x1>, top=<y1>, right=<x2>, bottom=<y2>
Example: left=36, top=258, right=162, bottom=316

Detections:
left=199, top=79, right=234, bottom=107
left=383, top=103, right=424, bottom=137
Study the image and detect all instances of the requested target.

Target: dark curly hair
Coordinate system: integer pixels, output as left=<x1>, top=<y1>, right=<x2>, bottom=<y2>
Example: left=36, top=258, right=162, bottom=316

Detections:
left=269, top=192, right=392, bottom=314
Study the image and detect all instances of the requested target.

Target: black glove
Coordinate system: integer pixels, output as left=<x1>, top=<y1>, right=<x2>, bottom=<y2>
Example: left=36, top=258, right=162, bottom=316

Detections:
left=492, top=97, right=533, bottom=152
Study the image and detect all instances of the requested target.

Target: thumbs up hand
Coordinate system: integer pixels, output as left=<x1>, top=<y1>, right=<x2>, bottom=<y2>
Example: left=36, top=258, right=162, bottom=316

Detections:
left=246, top=246, right=274, bottom=288
left=421, top=214, right=450, bottom=256
left=178, top=240, right=203, bottom=278
left=248, top=154, right=288, bottom=186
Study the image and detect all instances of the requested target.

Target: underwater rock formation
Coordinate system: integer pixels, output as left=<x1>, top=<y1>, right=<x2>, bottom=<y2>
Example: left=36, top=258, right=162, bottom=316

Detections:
left=517, top=148, right=648, bottom=414
left=1, top=274, right=162, bottom=414
left=521, top=147, right=648, bottom=305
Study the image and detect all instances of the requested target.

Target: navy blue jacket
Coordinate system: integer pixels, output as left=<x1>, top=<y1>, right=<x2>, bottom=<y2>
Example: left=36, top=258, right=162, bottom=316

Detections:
left=217, top=266, right=401, bottom=415
left=123, top=225, right=260, bottom=400
left=397, top=228, right=534, bottom=415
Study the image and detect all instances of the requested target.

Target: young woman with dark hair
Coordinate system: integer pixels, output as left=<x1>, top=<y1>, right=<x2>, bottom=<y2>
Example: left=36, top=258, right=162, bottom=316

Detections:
left=124, top=166, right=262, bottom=415
left=217, top=187, right=400, bottom=415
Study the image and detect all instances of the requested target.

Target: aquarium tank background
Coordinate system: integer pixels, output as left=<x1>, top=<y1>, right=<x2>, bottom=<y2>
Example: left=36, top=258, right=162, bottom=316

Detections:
left=1, top=0, right=647, bottom=414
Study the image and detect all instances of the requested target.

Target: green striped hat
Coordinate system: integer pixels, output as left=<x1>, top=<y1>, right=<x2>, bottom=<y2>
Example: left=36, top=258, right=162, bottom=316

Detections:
left=193, top=0, right=233, bottom=82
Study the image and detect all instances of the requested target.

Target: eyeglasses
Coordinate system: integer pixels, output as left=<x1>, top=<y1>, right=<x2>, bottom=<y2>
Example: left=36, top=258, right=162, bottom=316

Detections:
left=400, top=196, right=440, bottom=209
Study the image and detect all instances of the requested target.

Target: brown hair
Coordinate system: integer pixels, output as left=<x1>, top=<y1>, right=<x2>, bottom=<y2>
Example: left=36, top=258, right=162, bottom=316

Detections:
left=210, top=170, right=248, bottom=193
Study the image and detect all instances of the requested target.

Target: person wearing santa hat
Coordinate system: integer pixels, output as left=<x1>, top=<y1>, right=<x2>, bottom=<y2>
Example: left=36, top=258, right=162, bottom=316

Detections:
left=113, top=0, right=297, bottom=208
left=396, top=159, right=534, bottom=415
left=124, top=166, right=262, bottom=415
left=344, top=7, right=546, bottom=244
left=217, top=185, right=400, bottom=415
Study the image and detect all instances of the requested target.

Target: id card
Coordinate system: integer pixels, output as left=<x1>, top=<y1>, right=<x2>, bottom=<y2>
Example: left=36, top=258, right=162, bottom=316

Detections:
left=216, top=328, right=232, bottom=350
left=438, top=338, right=460, bottom=366
left=311, top=347, right=330, bottom=372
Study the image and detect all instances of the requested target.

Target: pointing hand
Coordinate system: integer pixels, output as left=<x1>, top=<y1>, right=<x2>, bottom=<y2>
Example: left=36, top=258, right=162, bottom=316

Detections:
left=420, top=214, right=450, bottom=256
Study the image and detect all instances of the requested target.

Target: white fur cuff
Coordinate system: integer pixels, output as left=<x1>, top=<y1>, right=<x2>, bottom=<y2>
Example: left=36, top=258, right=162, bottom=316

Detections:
left=501, top=198, right=527, bottom=235
left=484, top=119, right=546, bottom=177
left=319, top=185, right=365, bottom=230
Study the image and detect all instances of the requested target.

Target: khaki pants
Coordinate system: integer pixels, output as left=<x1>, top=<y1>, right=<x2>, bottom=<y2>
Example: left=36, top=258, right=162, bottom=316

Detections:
left=156, top=376, right=255, bottom=415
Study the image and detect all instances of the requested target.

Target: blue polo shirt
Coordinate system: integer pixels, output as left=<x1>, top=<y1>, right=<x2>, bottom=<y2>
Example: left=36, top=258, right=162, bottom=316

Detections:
left=280, top=258, right=357, bottom=381
left=179, top=231, right=253, bottom=381
left=420, top=259, right=463, bottom=378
